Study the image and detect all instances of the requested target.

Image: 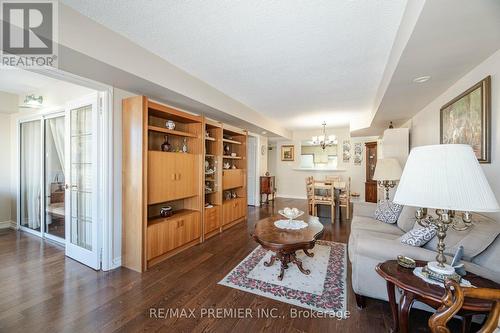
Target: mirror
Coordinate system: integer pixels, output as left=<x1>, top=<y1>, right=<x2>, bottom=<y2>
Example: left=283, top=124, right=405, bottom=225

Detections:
left=300, top=141, right=338, bottom=169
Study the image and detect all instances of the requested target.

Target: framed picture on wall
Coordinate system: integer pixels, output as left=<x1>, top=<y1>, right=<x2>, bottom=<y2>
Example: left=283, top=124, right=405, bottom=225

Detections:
left=440, top=76, right=491, bottom=163
left=281, top=145, right=295, bottom=161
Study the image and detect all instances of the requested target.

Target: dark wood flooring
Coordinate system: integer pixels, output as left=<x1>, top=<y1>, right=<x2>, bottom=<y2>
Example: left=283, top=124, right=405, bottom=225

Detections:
left=0, top=198, right=462, bottom=333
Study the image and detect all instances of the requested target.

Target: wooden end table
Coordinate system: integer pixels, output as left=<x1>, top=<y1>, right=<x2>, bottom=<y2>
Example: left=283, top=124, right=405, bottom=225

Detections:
left=252, top=215, right=324, bottom=281
left=376, top=260, right=499, bottom=333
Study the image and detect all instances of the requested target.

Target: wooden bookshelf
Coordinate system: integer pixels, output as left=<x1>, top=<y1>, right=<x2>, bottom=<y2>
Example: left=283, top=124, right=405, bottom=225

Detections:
left=122, top=96, right=248, bottom=272
left=122, top=96, right=203, bottom=272
left=203, top=118, right=223, bottom=240
left=222, top=125, right=248, bottom=230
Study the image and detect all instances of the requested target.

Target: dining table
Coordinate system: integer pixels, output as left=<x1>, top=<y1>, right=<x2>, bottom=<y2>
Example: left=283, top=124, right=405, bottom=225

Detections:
left=312, top=180, right=346, bottom=222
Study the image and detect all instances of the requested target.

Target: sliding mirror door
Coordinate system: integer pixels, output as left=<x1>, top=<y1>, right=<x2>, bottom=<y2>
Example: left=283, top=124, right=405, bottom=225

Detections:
left=20, top=120, right=42, bottom=233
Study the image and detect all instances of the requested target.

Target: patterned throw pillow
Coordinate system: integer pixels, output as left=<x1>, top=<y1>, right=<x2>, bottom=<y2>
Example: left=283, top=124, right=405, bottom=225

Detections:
left=400, top=226, right=437, bottom=247
left=374, top=201, right=404, bottom=224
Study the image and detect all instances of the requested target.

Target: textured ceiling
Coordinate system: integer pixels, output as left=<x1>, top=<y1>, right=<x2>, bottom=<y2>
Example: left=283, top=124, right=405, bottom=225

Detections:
left=61, top=0, right=407, bottom=130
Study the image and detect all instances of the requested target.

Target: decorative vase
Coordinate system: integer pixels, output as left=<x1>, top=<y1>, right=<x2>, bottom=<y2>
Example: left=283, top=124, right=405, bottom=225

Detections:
left=161, top=135, right=171, bottom=152
left=166, top=120, right=175, bottom=130
left=160, top=206, right=173, bottom=218
left=182, top=138, right=188, bottom=153
left=224, top=144, right=230, bottom=155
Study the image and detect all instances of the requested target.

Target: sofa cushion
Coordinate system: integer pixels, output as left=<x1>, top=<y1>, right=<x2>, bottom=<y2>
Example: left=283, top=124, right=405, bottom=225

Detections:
left=351, top=215, right=405, bottom=236
left=400, top=226, right=437, bottom=247
left=424, top=213, right=500, bottom=260
left=472, top=235, right=500, bottom=276
left=374, top=201, right=403, bottom=224
left=397, top=206, right=417, bottom=232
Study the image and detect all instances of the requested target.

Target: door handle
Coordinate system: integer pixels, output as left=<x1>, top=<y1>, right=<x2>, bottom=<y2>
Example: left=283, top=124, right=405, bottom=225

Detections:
left=172, top=174, right=176, bottom=181
left=177, top=173, right=181, bottom=180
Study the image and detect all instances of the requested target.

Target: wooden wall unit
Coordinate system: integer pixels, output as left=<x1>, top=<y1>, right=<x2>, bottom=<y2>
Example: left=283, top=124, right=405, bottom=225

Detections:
left=222, top=126, right=248, bottom=230
left=122, top=96, right=203, bottom=272
left=123, top=97, right=248, bottom=272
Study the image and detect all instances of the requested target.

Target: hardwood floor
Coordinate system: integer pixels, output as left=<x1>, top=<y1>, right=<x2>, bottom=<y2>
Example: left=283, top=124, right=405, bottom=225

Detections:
left=0, top=198, right=461, bottom=333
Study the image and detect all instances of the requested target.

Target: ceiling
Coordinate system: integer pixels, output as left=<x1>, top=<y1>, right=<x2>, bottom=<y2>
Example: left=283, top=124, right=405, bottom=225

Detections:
left=0, top=67, right=61, bottom=96
left=62, top=0, right=408, bottom=130
left=353, top=0, right=500, bottom=136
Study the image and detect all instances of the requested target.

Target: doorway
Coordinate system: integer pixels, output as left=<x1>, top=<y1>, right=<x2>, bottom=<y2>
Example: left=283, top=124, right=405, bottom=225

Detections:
left=18, top=93, right=102, bottom=269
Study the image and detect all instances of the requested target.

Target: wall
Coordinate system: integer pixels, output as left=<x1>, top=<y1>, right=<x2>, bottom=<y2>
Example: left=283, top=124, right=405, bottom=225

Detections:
left=0, top=113, right=12, bottom=227
left=269, top=127, right=379, bottom=199
left=407, top=48, right=500, bottom=220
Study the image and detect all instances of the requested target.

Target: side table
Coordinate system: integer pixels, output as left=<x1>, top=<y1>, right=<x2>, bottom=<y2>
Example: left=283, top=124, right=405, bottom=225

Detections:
left=376, top=260, right=499, bottom=333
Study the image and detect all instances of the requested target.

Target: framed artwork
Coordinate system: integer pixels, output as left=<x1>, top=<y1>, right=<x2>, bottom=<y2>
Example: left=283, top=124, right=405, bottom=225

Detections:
left=281, top=145, right=295, bottom=161
left=440, top=76, right=491, bottom=163
left=342, top=140, right=351, bottom=162
left=353, top=143, right=363, bottom=165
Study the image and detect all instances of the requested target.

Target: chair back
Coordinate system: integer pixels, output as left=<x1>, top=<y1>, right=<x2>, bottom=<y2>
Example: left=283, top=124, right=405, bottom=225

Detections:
left=305, top=177, right=314, bottom=200
left=325, top=175, right=342, bottom=182
left=429, top=279, right=500, bottom=333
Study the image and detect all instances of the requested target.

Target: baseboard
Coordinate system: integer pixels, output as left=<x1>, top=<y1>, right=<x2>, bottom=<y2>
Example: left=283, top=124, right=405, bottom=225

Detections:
left=0, top=220, right=16, bottom=230
left=111, top=256, right=122, bottom=269
left=275, top=194, right=307, bottom=200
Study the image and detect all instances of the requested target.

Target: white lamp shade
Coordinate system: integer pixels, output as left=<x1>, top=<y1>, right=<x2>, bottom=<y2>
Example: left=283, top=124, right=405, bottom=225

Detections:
left=373, top=158, right=402, bottom=181
left=394, top=144, right=499, bottom=212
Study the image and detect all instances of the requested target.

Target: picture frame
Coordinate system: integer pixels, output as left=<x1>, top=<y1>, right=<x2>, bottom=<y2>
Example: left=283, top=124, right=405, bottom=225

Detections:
left=281, top=145, right=295, bottom=161
left=440, top=76, right=491, bottom=163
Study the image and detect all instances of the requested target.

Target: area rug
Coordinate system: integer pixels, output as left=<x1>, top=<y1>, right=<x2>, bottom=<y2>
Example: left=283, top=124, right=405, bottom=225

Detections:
left=218, top=240, right=347, bottom=314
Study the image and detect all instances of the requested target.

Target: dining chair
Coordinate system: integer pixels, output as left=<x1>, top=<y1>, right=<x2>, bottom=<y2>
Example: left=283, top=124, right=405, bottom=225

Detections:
left=305, top=176, right=314, bottom=215
left=325, top=175, right=342, bottom=182
left=429, top=279, right=500, bottom=333
left=311, top=179, right=335, bottom=223
left=339, top=177, right=351, bottom=219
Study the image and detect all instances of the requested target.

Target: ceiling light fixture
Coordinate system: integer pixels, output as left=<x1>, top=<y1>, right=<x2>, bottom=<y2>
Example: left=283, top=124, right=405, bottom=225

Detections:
left=412, top=75, right=431, bottom=83
left=261, top=131, right=267, bottom=135
left=311, top=122, right=337, bottom=150
left=24, top=94, right=43, bottom=106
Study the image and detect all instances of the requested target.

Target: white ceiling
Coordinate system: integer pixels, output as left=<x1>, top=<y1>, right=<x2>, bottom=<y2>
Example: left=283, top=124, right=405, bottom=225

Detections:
left=0, top=67, right=61, bottom=96
left=62, top=0, right=408, bottom=130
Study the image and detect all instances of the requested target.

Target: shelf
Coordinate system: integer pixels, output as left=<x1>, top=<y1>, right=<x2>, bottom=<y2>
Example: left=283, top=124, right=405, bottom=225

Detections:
left=205, top=178, right=216, bottom=182
left=148, top=125, right=198, bottom=138
left=205, top=154, right=215, bottom=158
left=148, top=209, right=197, bottom=226
left=205, top=137, right=216, bottom=141
left=223, top=138, right=242, bottom=145
left=223, top=156, right=242, bottom=160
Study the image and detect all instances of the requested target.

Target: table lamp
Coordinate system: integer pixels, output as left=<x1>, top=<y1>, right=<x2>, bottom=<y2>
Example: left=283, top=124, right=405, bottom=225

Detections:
left=394, top=144, right=499, bottom=279
left=373, top=158, right=402, bottom=200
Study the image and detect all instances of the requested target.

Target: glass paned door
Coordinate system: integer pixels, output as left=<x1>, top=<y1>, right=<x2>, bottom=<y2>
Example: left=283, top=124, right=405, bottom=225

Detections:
left=44, top=116, right=66, bottom=240
left=20, top=120, right=42, bottom=232
left=65, top=94, right=100, bottom=269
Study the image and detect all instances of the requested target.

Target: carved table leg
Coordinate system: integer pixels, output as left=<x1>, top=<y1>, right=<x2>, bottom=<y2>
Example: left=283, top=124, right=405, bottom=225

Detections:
left=386, top=281, right=398, bottom=332
left=278, top=253, right=290, bottom=281
left=461, top=315, right=472, bottom=333
left=264, top=254, right=276, bottom=267
left=303, top=249, right=314, bottom=257
left=399, top=291, right=415, bottom=333
left=291, top=252, right=311, bottom=275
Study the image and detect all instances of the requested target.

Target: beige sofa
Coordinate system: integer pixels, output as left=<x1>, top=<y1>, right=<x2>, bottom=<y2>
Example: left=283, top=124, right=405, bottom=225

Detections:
left=348, top=202, right=500, bottom=307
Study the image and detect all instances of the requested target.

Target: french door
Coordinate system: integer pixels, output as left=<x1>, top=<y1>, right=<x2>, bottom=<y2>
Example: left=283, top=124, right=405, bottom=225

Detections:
left=64, top=94, right=100, bottom=269
left=18, top=93, right=101, bottom=270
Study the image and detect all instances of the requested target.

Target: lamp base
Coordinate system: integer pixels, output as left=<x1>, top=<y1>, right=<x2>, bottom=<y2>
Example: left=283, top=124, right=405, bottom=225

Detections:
left=422, top=261, right=460, bottom=283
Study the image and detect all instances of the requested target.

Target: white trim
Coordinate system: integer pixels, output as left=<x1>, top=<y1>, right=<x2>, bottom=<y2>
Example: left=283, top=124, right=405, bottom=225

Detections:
left=112, top=256, right=122, bottom=268
left=276, top=194, right=307, bottom=200
left=0, top=221, right=16, bottom=229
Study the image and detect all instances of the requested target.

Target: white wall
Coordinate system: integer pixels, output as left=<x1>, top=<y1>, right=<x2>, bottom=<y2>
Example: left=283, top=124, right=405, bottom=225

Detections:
left=0, top=113, right=12, bottom=226
left=269, top=127, right=379, bottom=199
left=407, top=48, right=500, bottom=220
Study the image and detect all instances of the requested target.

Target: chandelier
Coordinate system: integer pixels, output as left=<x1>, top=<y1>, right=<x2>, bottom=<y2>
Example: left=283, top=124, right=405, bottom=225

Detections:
left=311, top=122, right=337, bottom=150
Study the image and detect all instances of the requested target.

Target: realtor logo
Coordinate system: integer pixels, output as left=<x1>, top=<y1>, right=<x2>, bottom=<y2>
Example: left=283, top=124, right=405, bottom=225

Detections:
left=1, top=0, right=58, bottom=68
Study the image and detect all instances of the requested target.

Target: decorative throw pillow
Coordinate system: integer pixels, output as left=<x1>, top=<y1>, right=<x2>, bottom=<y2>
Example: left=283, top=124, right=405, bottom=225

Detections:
left=400, top=226, right=437, bottom=247
left=374, top=200, right=404, bottom=224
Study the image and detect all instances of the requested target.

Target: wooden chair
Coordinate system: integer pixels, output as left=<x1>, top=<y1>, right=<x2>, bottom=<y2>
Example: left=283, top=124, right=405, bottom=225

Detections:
left=311, top=179, right=335, bottom=223
left=325, top=175, right=342, bottom=182
left=305, top=177, right=314, bottom=215
left=338, top=177, right=351, bottom=219
left=429, top=279, right=500, bottom=333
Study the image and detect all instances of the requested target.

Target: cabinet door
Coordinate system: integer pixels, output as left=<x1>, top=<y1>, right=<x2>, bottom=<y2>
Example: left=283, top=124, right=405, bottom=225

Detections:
left=175, top=153, right=196, bottom=199
left=204, top=206, right=220, bottom=234
left=173, top=212, right=200, bottom=248
left=223, top=169, right=244, bottom=190
left=222, top=201, right=232, bottom=225
left=147, top=220, right=175, bottom=260
left=148, top=152, right=176, bottom=204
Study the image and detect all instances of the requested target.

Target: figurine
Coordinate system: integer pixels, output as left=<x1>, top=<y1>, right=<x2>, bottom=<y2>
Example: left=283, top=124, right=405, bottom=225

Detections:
left=160, top=135, right=171, bottom=152
left=182, top=138, right=188, bottom=153
left=166, top=120, right=175, bottom=130
left=224, top=144, right=230, bottom=155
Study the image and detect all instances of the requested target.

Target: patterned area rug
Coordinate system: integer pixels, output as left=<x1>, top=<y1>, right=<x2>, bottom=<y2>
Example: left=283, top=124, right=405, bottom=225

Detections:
left=219, top=240, right=347, bottom=314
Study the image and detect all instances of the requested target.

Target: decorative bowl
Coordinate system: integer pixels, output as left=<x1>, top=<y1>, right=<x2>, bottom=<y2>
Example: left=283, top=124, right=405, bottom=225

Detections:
left=278, top=207, right=304, bottom=221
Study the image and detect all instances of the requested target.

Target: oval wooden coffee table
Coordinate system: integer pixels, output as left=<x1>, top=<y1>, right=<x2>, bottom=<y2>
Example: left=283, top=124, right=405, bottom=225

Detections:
left=252, top=215, right=324, bottom=281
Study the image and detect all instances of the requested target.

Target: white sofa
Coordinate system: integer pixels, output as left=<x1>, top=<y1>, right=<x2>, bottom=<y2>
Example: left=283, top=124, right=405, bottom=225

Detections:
left=348, top=202, right=500, bottom=306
